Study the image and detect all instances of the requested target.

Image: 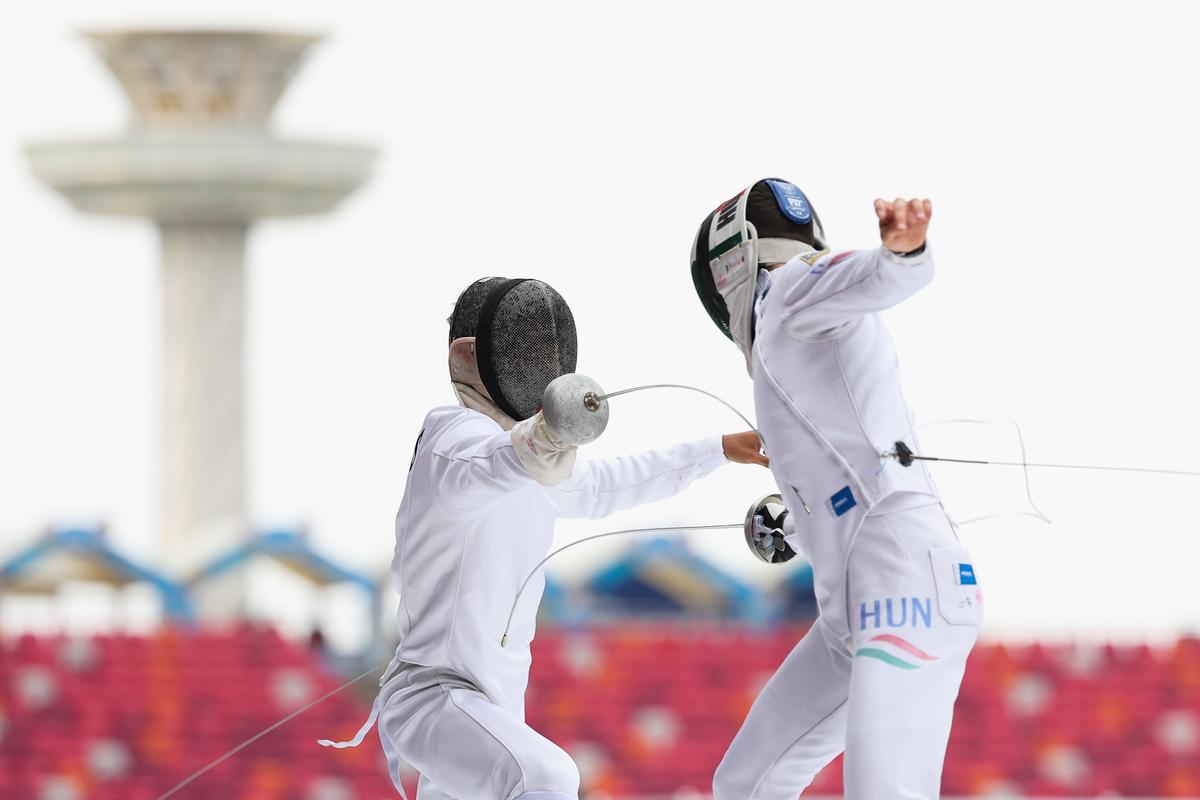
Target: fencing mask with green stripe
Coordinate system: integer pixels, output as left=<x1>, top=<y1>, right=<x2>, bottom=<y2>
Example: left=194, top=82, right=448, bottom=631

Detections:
left=691, top=179, right=827, bottom=371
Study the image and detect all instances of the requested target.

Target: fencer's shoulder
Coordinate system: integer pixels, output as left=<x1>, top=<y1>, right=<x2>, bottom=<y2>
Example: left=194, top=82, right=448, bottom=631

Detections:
left=421, top=405, right=467, bottom=433
left=423, top=405, right=501, bottom=430
left=423, top=406, right=506, bottom=457
left=773, top=248, right=869, bottom=284
left=773, top=248, right=830, bottom=278
left=800, top=248, right=865, bottom=269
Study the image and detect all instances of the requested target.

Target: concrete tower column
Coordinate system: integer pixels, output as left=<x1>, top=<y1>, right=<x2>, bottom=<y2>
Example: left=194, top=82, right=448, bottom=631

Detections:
left=26, top=30, right=376, bottom=575
left=160, top=222, right=248, bottom=556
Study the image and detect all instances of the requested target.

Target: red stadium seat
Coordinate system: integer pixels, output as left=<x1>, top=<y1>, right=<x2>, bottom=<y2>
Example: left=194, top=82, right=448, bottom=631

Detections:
left=3, top=626, right=1197, bottom=797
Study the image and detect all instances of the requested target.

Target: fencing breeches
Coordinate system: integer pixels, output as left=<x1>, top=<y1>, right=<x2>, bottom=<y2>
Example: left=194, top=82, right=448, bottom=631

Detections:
left=713, top=502, right=980, bottom=799
left=377, top=665, right=580, bottom=800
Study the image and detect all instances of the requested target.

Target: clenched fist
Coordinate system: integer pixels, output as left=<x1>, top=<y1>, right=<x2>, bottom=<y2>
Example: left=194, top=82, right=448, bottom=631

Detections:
left=722, top=431, right=769, bottom=467
left=874, top=197, right=932, bottom=255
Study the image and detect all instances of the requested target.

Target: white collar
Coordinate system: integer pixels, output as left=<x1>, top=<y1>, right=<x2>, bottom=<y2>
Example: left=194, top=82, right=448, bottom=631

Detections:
left=756, top=267, right=774, bottom=297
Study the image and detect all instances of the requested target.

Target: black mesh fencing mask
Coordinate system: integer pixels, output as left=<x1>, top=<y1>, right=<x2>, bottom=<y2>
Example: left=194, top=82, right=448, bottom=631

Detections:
left=449, top=277, right=510, bottom=343
left=474, top=279, right=577, bottom=421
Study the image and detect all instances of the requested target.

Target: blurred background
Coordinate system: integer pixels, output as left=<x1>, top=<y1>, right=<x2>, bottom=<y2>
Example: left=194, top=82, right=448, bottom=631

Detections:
left=2, top=1, right=1199, bottom=798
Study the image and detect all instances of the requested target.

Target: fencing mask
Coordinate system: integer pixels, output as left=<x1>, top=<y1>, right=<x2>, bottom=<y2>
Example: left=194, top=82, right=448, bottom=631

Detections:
left=691, top=179, right=827, bottom=370
left=448, top=277, right=578, bottom=423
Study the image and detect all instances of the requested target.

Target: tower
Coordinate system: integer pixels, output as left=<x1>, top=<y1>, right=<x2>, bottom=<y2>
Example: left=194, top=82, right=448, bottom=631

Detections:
left=26, top=30, right=377, bottom=571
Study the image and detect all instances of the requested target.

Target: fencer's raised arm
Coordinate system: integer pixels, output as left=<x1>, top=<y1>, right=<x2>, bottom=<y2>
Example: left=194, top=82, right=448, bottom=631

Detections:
left=772, top=245, right=934, bottom=338
left=770, top=196, right=935, bottom=338
left=547, top=435, right=728, bottom=520
left=690, top=185, right=939, bottom=364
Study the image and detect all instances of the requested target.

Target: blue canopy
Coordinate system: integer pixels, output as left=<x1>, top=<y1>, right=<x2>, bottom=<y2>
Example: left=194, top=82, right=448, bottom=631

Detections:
left=0, top=527, right=194, bottom=620
left=584, top=536, right=768, bottom=621
left=188, top=529, right=377, bottom=597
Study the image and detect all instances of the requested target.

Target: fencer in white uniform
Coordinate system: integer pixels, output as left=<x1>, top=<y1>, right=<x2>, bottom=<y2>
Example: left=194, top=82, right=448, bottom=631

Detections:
left=690, top=181, right=981, bottom=799
left=322, top=277, right=765, bottom=800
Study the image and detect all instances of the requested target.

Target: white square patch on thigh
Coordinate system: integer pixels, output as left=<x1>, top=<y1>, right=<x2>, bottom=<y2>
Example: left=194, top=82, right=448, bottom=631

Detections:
left=928, top=545, right=983, bottom=626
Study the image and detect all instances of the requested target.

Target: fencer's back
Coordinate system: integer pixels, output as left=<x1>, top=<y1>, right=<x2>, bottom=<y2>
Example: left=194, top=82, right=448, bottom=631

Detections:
left=389, top=407, right=553, bottom=713
left=753, top=250, right=941, bottom=512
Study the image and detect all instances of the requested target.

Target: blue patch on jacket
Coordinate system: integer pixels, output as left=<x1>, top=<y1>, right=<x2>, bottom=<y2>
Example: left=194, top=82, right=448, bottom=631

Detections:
left=829, top=486, right=857, bottom=517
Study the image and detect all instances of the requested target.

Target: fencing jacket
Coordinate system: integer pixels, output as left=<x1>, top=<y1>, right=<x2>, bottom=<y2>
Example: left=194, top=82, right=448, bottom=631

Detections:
left=752, top=245, right=942, bottom=643
left=390, top=406, right=728, bottom=712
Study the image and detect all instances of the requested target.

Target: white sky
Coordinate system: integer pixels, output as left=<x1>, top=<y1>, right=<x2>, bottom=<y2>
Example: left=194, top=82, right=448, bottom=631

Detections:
left=2, top=0, right=1199, bottom=640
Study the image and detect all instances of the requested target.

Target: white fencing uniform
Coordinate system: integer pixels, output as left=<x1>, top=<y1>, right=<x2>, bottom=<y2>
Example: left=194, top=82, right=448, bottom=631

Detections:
left=381, top=405, right=728, bottom=799
left=713, top=246, right=981, bottom=799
